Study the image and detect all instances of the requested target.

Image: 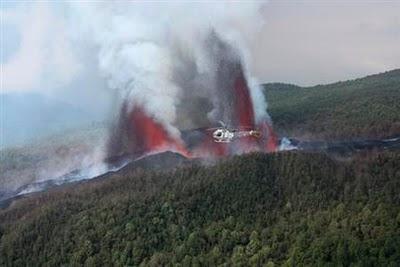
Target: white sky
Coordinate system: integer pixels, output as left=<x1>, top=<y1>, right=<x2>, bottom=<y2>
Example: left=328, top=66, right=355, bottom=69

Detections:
left=252, top=0, right=400, bottom=85
left=1, top=0, right=400, bottom=94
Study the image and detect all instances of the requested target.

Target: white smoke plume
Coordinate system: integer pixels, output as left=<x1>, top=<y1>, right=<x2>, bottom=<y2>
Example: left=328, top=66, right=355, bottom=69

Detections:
left=68, top=1, right=269, bottom=137
left=1, top=2, right=271, bottom=199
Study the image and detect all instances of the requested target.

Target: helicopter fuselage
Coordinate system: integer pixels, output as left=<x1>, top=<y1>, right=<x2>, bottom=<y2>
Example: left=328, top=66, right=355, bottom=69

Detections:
left=212, top=128, right=261, bottom=143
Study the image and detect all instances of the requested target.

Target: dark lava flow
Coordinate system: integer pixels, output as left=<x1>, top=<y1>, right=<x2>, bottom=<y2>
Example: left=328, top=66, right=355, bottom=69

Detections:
left=1, top=135, right=399, bottom=206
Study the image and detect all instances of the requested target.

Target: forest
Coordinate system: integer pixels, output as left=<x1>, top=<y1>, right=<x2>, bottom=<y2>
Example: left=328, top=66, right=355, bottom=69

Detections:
left=264, top=69, right=400, bottom=139
left=1, top=150, right=400, bottom=266
left=1, top=69, right=400, bottom=266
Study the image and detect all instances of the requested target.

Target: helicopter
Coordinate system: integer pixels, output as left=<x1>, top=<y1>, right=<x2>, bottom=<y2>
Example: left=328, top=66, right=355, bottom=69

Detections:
left=208, top=121, right=261, bottom=143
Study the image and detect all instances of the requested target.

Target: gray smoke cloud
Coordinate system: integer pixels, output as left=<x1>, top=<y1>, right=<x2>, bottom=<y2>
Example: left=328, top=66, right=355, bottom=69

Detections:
left=69, top=1, right=269, bottom=138
left=1, top=2, right=272, bottom=198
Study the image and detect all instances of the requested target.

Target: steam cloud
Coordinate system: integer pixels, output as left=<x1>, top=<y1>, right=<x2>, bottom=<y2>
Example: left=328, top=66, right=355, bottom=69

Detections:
left=1, top=2, right=276, bottom=200
left=69, top=2, right=273, bottom=157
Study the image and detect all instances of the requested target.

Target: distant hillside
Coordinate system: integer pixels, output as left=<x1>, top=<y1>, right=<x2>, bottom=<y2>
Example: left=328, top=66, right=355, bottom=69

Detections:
left=1, top=151, right=399, bottom=266
left=0, top=125, right=108, bottom=196
left=1, top=93, right=99, bottom=148
left=264, top=69, right=400, bottom=139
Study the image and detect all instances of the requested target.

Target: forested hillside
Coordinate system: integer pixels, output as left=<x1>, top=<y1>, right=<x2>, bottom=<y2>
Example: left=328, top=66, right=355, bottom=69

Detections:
left=1, top=70, right=400, bottom=266
left=1, top=151, right=399, bottom=266
left=264, top=69, right=400, bottom=139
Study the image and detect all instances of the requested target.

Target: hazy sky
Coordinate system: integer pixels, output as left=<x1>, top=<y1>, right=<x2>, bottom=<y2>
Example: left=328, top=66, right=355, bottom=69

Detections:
left=1, top=0, right=400, bottom=94
left=254, top=0, right=400, bottom=85
left=1, top=1, right=399, bottom=147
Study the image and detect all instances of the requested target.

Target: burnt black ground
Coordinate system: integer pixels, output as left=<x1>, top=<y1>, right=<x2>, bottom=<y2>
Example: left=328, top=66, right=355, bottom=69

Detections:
left=1, top=135, right=399, bottom=207
left=292, top=135, right=400, bottom=155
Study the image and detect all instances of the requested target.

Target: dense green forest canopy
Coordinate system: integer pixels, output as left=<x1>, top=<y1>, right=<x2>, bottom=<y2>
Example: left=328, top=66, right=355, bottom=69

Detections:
left=264, top=69, right=400, bottom=139
left=1, top=151, right=400, bottom=266
left=1, top=70, right=400, bottom=266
